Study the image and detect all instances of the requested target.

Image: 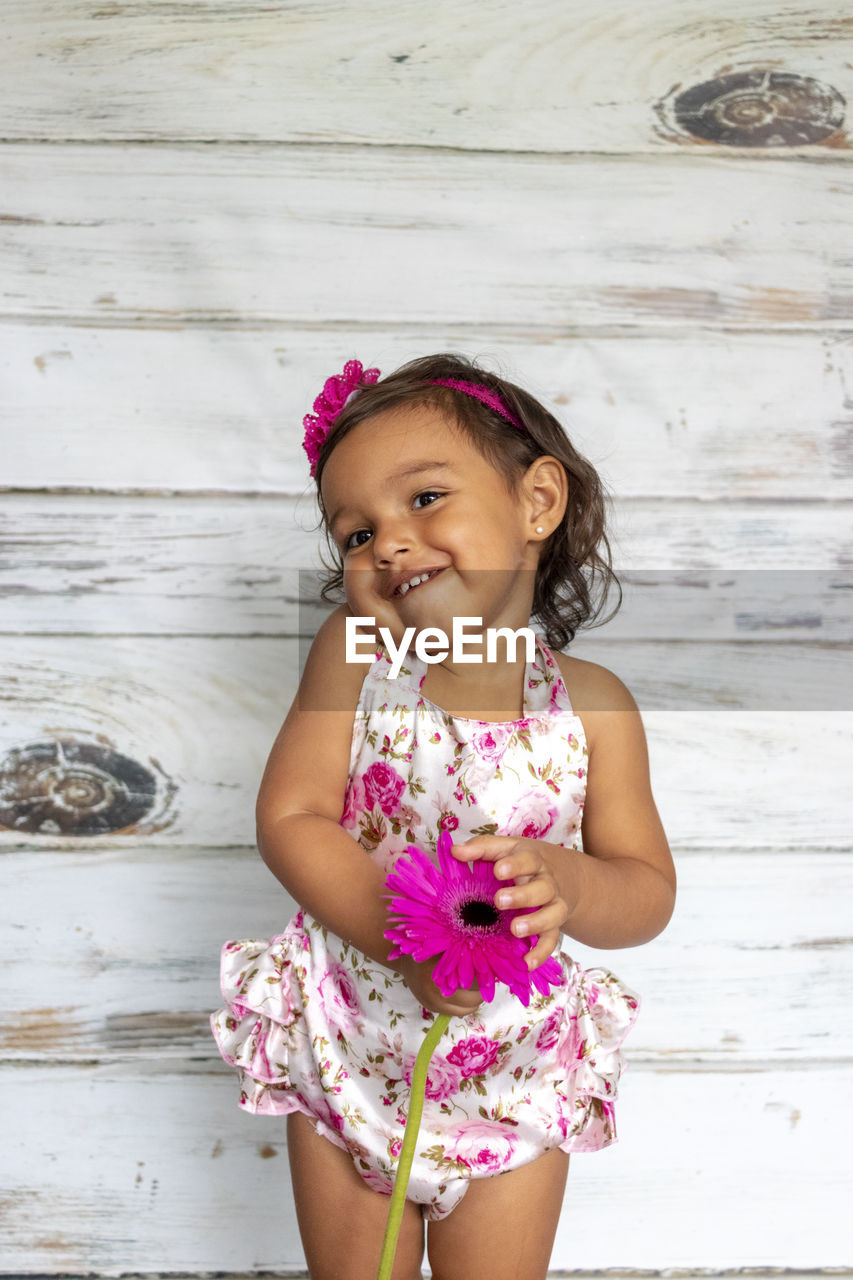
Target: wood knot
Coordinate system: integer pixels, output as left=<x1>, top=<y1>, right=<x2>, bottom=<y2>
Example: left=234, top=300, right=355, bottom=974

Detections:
left=669, top=70, right=846, bottom=147
left=0, top=740, right=168, bottom=835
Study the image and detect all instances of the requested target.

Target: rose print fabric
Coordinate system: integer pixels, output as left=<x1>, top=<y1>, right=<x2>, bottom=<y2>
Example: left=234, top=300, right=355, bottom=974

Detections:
left=211, top=637, right=640, bottom=1220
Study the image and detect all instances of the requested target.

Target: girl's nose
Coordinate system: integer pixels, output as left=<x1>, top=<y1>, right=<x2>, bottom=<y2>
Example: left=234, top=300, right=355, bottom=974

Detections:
left=371, top=520, right=412, bottom=565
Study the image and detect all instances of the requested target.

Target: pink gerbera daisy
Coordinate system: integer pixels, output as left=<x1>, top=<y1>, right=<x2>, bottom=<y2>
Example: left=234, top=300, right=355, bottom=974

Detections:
left=384, top=830, right=563, bottom=1007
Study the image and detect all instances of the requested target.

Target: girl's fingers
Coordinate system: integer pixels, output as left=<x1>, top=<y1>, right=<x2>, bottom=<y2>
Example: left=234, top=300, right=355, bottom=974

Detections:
left=493, top=848, right=547, bottom=881
left=452, top=839, right=555, bottom=890
left=427, top=994, right=482, bottom=1017
left=495, top=874, right=557, bottom=913
left=450, top=836, right=521, bottom=864
left=525, top=927, right=561, bottom=970
left=513, top=899, right=568, bottom=940
left=443, top=996, right=482, bottom=1016
left=450, top=837, right=566, bottom=973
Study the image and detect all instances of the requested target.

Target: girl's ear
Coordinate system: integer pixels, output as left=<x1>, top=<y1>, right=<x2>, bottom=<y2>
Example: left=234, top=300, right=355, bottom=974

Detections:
left=522, top=455, right=568, bottom=539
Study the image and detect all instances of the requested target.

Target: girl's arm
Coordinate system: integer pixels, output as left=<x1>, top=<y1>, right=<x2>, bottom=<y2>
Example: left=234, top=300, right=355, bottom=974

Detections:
left=452, top=657, right=676, bottom=965
left=255, top=605, right=397, bottom=964
left=556, top=659, right=676, bottom=948
left=255, top=605, right=481, bottom=1016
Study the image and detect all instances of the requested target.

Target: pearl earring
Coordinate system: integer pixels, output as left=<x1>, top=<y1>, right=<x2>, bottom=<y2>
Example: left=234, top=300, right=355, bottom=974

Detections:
left=535, top=526, right=544, bottom=534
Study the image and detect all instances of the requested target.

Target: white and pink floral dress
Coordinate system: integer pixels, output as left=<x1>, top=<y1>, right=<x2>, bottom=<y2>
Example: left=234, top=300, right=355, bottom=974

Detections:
left=211, top=636, right=639, bottom=1220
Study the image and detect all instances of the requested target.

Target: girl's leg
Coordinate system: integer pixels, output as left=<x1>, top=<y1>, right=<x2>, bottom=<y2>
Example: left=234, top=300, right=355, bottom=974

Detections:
left=426, top=1148, right=569, bottom=1280
left=286, top=1110, right=425, bottom=1280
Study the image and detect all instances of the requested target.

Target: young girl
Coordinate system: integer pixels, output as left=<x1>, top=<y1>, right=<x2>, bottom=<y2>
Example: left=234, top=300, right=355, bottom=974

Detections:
left=212, top=354, right=675, bottom=1280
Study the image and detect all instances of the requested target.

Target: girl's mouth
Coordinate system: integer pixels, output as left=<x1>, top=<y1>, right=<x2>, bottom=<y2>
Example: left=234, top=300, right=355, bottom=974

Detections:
left=394, top=568, right=444, bottom=598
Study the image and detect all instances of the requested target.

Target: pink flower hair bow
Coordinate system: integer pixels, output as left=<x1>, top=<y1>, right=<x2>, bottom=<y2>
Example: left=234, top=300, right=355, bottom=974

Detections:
left=302, top=359, right=380, bottom=477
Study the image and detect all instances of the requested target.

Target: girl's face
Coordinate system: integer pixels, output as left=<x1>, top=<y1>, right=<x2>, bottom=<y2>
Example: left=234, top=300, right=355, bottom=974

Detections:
left=320, top=404, right=542, bottom=648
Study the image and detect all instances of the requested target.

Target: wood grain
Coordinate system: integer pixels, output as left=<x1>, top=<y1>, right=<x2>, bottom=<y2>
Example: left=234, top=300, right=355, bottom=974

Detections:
left=2, top=147, right=852, bottom=337
left=2, top=4, right=851, bottom=1273
left=0, top=1061, right=849, bottom=1271
left=1, top=492, right=851, bottom=620
left=3, top=322, right=852, bottom=496
left=0, top=848, right=850, bottom=1066
left=0, top=637, right=850, bottom=848
left=1, top=1, right=850, bottom=153
left=0, top=494, right=850, bottom=633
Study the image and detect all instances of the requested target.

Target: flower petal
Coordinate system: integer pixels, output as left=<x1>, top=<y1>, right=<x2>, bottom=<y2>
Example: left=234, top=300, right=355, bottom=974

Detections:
left=383, top=838, right=558, bottom=1009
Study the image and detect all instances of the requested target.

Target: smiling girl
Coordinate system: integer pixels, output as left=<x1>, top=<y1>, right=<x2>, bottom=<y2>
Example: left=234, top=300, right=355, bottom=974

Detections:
left=212, top=354, right=675, bottom=1280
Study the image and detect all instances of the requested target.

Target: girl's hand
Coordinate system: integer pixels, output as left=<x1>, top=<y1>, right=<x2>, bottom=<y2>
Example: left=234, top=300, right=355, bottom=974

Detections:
left=450, top=836, right=571, bottom=970
left=395, top=954, right=483, bottom=1019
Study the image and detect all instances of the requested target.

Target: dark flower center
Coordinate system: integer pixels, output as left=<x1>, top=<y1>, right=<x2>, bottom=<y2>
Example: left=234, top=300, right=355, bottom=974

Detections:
left=459, top=898, right=500, bottom=929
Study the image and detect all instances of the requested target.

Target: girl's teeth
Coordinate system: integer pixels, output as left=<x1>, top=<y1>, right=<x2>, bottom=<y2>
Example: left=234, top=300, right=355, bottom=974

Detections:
left=399, top=572, right=432, bottom=596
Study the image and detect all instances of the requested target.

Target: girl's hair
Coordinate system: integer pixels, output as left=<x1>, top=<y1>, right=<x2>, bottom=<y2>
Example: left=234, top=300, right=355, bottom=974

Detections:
left=313, top=353, right=621, bottom=650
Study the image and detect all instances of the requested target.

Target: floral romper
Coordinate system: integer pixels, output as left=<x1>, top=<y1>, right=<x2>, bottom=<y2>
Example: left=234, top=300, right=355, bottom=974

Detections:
left=211, top=636, right=639, bottom=1220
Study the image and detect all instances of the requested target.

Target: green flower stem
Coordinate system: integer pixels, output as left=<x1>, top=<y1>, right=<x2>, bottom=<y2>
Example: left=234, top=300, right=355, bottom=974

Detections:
left=376, top=1012, right=451, bottom=1280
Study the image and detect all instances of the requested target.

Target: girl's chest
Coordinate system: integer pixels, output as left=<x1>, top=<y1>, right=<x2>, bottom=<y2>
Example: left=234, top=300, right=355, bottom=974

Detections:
left=343, top=693, right=588, bottom=855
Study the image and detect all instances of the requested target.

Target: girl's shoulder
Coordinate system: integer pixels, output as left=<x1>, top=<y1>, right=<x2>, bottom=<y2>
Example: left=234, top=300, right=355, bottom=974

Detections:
left=255, top=605, right=366, bottom=830
left=551, top=650, right=639, bottom=715
left=550, top=651, right=672, bottom=892
left=298, top=603, right=372, bottom=713
left=550, top=651, right=644, bottom=762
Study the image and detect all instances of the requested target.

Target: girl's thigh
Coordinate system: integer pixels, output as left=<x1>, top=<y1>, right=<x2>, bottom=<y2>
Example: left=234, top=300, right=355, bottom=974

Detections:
left=426, top=1147, right=570, bottom=1280
left=286, top=1110, right=425, bottom=1280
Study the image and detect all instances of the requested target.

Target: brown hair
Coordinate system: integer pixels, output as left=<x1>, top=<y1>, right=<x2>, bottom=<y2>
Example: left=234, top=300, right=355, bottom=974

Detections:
left=312, top=353, right=621, bottom=650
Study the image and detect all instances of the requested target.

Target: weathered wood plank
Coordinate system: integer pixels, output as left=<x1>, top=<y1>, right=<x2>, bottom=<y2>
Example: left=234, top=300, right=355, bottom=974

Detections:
left=30, top=1275, right=846, bottom=1280
left=1, top=8, right=847, bottom=1276
left=1, top=1, right=850, bottom=154
left=0, top=493, right=850, bottom=635
left=2, top=147, right=852, bottom=335
left=0, top=638, right=850, bottom=848
left=568, top=636, right=853, bottom=710
left=0, top=1061, right=849, bottom=1271
left=3, top=322, right=852, bottom=496
left=0, top=848, right=849, bottom=1066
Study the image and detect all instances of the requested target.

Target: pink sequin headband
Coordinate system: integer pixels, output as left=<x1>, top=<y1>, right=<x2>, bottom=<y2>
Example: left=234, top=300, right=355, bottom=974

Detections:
left=302, top=361, right=525, bottom=477
left=430, top=378, right=525, bottom=431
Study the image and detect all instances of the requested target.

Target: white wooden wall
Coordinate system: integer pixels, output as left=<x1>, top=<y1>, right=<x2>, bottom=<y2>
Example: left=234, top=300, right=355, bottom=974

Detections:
left=1, top=2, right=852, bottom=1275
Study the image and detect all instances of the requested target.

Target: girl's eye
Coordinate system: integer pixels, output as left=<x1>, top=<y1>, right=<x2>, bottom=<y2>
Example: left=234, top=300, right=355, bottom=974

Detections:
left=341, top=492, right=443, bottom=550
left=344, top=528, right=372, bottom=551
left=413, top=490, right=443, bottom=509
